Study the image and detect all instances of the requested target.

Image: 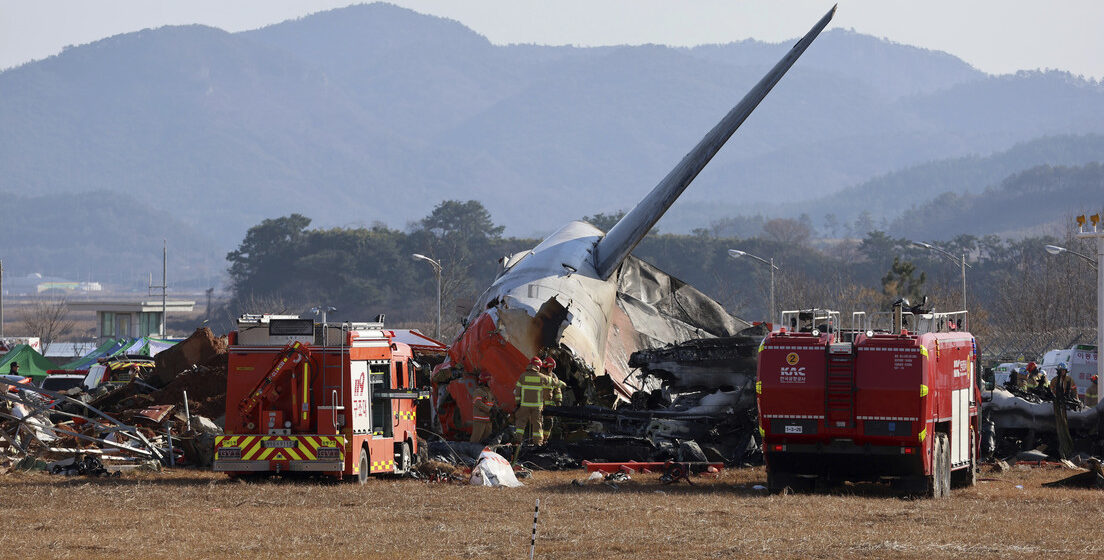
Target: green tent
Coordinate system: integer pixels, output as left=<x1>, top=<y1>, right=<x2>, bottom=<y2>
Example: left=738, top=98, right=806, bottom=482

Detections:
left=60, top=338, right=125, bottom=370
left=59, top=337, right=181, bottom=370
left=0, top=344, right=60, bottom=382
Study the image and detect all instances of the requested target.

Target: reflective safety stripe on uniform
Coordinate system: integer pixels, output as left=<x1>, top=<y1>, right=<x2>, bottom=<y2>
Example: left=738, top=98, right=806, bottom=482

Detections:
left=518, top=373, right=544, bottom=407
left=473, top=394, right=493, bottom=421
left=514, top=426, right=543, bottom=438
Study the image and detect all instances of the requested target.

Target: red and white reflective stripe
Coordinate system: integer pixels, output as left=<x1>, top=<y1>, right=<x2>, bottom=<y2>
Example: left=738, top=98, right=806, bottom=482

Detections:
left=473, top=415, right=490, bottom=421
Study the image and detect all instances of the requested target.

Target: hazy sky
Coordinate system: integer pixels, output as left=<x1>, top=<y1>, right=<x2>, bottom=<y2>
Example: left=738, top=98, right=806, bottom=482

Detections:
left=2, top=0, right=1102, bottom=79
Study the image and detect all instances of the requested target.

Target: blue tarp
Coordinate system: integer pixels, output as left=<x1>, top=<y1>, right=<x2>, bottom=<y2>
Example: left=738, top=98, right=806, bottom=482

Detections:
left=60, top=337, right=181, bottom=370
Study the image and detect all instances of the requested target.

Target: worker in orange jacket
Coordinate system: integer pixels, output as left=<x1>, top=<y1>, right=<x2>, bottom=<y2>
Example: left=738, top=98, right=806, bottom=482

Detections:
left=514, top=357, right=549, bottom=445
left=470, top=372, right=498, bottom=443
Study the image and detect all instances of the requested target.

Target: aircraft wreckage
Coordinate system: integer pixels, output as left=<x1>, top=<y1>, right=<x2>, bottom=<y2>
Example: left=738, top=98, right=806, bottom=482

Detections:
left=431, top=6, right=837, bottom=450
left=983, top=385, right=1104, bottom=460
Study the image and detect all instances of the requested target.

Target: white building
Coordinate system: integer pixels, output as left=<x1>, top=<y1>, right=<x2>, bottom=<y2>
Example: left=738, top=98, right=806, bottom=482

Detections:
left=70, top=300, right=195, bottom=339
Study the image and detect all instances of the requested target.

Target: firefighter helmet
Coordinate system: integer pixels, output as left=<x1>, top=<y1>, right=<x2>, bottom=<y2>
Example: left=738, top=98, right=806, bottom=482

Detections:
left=1056, top=362, right=1068, bottom=373
left=543, top=357, right=557, bottom=371
left=530, top=356, right=544, bottom=368
left=1026, top=361, right=1037, bottom=372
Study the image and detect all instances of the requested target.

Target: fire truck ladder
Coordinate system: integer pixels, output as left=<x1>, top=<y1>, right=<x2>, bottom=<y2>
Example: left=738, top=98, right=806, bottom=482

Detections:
left=825, top=342, right=856, bottom=429
left=239, top=341, right=308, bottom=417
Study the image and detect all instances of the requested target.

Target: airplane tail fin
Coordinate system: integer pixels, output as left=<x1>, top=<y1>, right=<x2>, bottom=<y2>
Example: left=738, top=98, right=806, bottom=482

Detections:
left=593, top=5, right=836, bottom=280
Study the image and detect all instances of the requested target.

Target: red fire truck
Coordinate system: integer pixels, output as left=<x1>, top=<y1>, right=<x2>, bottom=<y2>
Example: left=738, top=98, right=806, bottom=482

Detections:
left=757, top=305, right=980, bottom=497
left=213, top=315, right=427, bottom=482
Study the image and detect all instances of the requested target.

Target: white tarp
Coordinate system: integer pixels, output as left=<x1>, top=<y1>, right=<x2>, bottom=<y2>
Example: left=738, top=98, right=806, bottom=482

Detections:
left=469, top=448, right=522, bottom=487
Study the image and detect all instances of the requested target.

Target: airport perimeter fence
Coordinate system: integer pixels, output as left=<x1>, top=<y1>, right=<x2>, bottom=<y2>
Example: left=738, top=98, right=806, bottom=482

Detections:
left=977, top=326, right=1097, bottom=364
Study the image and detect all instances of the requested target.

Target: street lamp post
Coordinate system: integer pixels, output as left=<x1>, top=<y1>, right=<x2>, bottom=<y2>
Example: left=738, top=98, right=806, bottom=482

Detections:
left=912, top=241, right=971, bottom=328
left=1073, top=214, right=1104, bottom=410
left=728, top=249, right=779, bottom=324
left=412, top=253, right=442, bottom=340
left=1044, top=244, right=1099, bottom=270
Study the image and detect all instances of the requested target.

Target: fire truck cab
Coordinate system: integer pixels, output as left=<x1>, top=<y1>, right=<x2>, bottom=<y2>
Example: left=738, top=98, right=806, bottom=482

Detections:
left=214, top=315, right=426, bottom=482
left=758, top=305, right=980, bottom=497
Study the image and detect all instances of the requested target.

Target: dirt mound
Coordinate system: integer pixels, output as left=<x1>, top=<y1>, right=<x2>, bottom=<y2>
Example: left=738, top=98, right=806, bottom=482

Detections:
left=152, top=328, right=227, bottom=387
left=148, top=355, right=227, bottom=419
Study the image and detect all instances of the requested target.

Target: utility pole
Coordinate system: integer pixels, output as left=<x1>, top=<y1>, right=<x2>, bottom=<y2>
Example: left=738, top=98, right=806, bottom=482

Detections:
left=412, top=254, right=443, bottom=340
left=912, top=241, right=971, bottom=330
left=728, top=249, right=780, bottom=324
left=1074, top=214, right=1104, bottom=410
left=163, top=241, right=167, bottom=337
left=148, top=241, right=168, bottom=337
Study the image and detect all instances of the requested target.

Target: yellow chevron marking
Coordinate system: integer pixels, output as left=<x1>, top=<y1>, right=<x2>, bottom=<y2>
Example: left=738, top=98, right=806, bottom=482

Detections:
left=220, top=435, right=348, bottom=462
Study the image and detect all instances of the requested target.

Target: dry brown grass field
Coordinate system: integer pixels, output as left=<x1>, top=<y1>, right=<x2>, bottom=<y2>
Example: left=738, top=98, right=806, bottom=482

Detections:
left=1, top=464, right=1100, bottom=559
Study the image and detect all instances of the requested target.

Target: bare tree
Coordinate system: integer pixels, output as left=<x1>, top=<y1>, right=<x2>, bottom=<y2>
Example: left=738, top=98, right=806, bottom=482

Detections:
left=775, top=265, right=883, bottom=325
left=762, top=218, right=812, bottom=247
left=439, top=254, right=474, bottom=342
left=18, top=299, right=75, bottom=355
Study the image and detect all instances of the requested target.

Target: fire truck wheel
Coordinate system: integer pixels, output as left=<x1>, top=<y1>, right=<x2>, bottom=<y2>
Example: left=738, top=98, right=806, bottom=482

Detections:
left=398, top=442, right=412, bottom=474
left=927, top=433, right=950, bottom=498
left=358, top=447, right=370, bottom=485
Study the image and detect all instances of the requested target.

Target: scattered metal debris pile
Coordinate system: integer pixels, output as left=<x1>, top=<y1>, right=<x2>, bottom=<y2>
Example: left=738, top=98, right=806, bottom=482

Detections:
left=536, top=326, right=766, bottom=466
left=0, top=328, right=228, bottom=475
left=982, top=386, right=1103, bottom=460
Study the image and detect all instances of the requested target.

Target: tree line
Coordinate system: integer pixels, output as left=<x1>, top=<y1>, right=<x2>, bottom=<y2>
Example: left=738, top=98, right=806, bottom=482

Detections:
left=220, top=200, right=1098, bottom=344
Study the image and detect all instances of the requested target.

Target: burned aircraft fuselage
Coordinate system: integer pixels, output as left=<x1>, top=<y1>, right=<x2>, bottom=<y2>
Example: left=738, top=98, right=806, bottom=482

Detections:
left=431, top=6, right=837, bottom=439
left=444, top=222, right=618, bottom=412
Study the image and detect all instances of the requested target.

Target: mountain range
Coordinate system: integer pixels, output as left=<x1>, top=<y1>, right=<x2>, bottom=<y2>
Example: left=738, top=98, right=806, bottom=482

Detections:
left=2, top=2, right=1102, bottom=285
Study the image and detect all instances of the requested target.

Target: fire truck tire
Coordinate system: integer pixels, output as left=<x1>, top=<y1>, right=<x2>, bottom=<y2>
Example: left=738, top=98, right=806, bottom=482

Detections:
left=767, top=471, right=782, bottom=494
left=397, top=442, right=412, bottom=474
left=358, top=447, right=370, bottom=484
left=926, top=433, right=950, bottom=498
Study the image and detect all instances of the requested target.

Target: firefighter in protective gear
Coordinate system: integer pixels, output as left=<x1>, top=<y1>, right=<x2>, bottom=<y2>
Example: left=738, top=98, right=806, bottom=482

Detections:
left=1025, top=361, right=1045, bottom=385
left=514, top=357, right=550, bottom=445
left=1050, top=362, right=1075, bottom=459
left=1086, top=375, right=1099, bottom=406
left=470, top=372, right=498, bottom=443
left=1022, top=368, right=1037, bottom=390
left=541, top=357, right=565, bottom=405
left=541, top=357, right=567, bottom=438
left=1050, top=363, right=1077, bottom=400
